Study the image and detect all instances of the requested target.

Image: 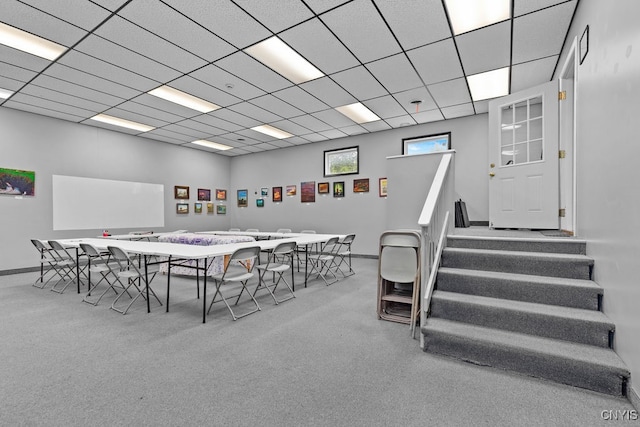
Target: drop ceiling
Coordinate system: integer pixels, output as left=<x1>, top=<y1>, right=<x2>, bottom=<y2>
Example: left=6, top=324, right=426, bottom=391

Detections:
left=0, top=0, right=578, bottom=156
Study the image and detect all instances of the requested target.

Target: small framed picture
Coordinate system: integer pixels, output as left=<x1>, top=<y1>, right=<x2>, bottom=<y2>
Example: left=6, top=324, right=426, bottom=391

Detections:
left=217, top=204, right=226, bottom=215
left=379, top=177, right=388, bottom=197
left=353, top=178, right=369, bottom=193
left=197, top=188, right=211, bottom=201
left=261, top=187, right=268, bottom=197
left=286, top=185, right=297, bottom=196
left=256, top=198, right=264, bottom=207
left=174, top=185, right=189, bottom=199
left=333, top=181, right=345, bottom=198
left=176, top=203, right=189, bottom=214
left=318, top=182, right=330, bottom=194
left=237, top=189, right=248, bottom=207
left=301, top=181, right=315, bottom=203
left=216, top=189, right=227, bottom=200
left=207, top=202, right=214, bottom=213
left=194, top=202, right=203, bottom=213
left=272, top=186, right=282, bottom=202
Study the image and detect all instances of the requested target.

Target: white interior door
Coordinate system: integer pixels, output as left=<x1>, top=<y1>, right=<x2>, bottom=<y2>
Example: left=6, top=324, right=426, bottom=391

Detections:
left=488, top=81, right=559, bottom=229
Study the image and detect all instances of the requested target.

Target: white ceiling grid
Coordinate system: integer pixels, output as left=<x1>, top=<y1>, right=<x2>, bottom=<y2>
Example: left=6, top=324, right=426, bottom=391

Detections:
left=0, top=0, right=578, bottom=156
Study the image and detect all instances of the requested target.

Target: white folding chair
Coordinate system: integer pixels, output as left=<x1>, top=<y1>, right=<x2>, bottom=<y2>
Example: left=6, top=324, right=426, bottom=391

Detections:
left=31, top=239, right=58, bottom=289
left=108, top=246, right=161, bottom=315
left=275, top=228, right=291, bottom=234
left=207, top=246, right=261, bottom=320
left=307, top=237, right=341, bottom=286
left=254, top=241, right=296, bottom=304
left=47, top=240, right=79, bottom=294
left=80, top=243, right=126, bottom=306
left=335, top=234, right=356, bottom=277
left=228, top=228, right=241, bottom=232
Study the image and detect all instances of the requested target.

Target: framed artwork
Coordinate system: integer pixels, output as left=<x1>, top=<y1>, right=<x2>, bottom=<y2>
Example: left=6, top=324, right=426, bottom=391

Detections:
left=194, top=202, right=203, bottom=213
left=256, top=198, right=264, bottom=207
left=318, top=182, right=330, bottom=194
left=261, top=187, right=268, bottom=197
left=286, top=185, right=297, bottom=196
left=174, top=185, right=189, bottom=199
left=216, top=189, right=227, bottom=200
left=207, top=202, right=214, bottom=213
left=333, top=181, right=345, bottom=198
left=402, top=132, right=451, bottom=156
left=176, top=203, right=189, bottom=214
left=197, top=188, right=211, bottom=201
left=301, top=181, right=315, bottom=203
left=272, top=186, right=282, bottom=202
left=324, top=146, right=359, bottom=177
left=0, top=167, right=35, bottom=196
left=353, top=178, right=370, bottom=193
left=379, top=177, right=388, bottom=197
left=217, top=204, right=226, bottom=215
left=237, top=189, right=248, bottom=207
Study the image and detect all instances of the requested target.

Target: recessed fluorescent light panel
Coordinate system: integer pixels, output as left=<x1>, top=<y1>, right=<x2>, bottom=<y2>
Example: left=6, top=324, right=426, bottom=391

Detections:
left=251, top=124, right=293, bottom=139
left=467, top=67, right=510, bottom=101
left=0, top=22, right=67, bottom=60
left=191, top=140, right=233, bottom=151
left=90, top=114, right=155, bottom=132
left=0, top=88, right=13, bottom=99
left=148, top=85, right=220, bottom=113
left=444, top=0, right=511, bottom=35
left=335, top=103, right=381, bottom=124
left=244, top=36, right=324, bottom=84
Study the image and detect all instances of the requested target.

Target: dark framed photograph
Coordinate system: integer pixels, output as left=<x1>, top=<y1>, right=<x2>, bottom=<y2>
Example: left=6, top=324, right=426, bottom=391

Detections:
left=194, top=202, right=203, bottom=213
left=301, top=181, right=315, bottom=203
left=318, top=182, right=330, bottom=194
left=197, top=188, right=211, bottom=201
left=237, top=189, right=248, bottom=207
left=379, top=177, right=388, bottom=197
left=324, top=146, right=359, bottom=177
left=272, top=186, right=282, bottom=202
left=353, top=178, right=370, bottom=193
left=333, top=181, right=345, bottom=198
left=402, top=132, right=451, bottom=156
left=217, top=204, right=226, bottom=215
left=174, top=185, right=189, bottom=199
left=256, top=198, right=264, bottom=207
left=176, top=202, right=189, bottom=214
left=216, top=189, right=227, bottom=200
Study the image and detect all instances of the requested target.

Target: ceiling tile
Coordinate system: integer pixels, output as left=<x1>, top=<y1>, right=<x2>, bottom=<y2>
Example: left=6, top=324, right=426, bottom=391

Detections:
left=119, top=97, right=194, bottom=122
left=208, top=108, right=262, bottom=129
left=374, top=0, right=451, bottom=50
left=162, top=0, right=271, bottom=49
left=215, top=52, right=293, bottom=93
left=361, top=120, right=391, bottom=132
left=428, top=78, right=471, bottom=108
left=272, top=86, right=328, bottom=114
left=392, top=87, right=438, bottom=114
left=44, top=64, right=140, bottom=99
left=233, top=0, right=314, bottom=33
left=252, top=142, right=280, bottom=151
left=290, top=115, right=333, bottom=133
left=514, top=0, right=575, bottom=17
left=20, top=85, right=108, bottom=113
left=19, top=0, right=112, bottom=31
left=301, top=133, right=329, bottom=142
left=300, top=77, right=356, bottom=108
left=331, top=66, right=388, bottom=100
left=0, top=45, right=51, bottom=73
left=362, top=95, right=407, bottom=119
left=172, top=119, right=227, bottom=137
left=0, top=76, right=24, bottom=91
left=412, top=109, right=444, bottom=124
left=9, top=93, right=95, bottom=118
left=89, top=0, right=130, bottom=12
left=385, top=115, right=417, bottom=128
left=319, top=129, right=348, bottom=140
left=312, top=109, right=355, bottom=128
left=441, top=103, right=475, bottom=119
left=269, top=119, right=313, bottom=135
left=268, top=139, right=297, bottom=148
left=102, top=106, right=170, bottom=128
left=119, top=0, right=236, bottom=62
left=280, top=18, right=359, bottom=75
left=0, top=61, right=38, bottom=83
left=511, top=56, right=558, bottom=92
left=5, top=100, right=85, bottom=122
left=303, top=0, right=349, bottom=14
left=145, top=127, right=195, bottom=142
left=366, top=53, right=423, bottom=93
left=474, top=100, right=490, bottom=114
left=338, top=124, right=367, bottom=136
left=191, top=114, right=244, bottom=133
left=229, top=102, right=283, bottom=124
left=250, top=95, right=304, bottom=119
left=30, top=74, right=125, bottom=106
left=161, top=123, right=212, bottom=139
left=321, top=0, right=401, bottom=63
left=168, top=75, right=241, bottom=108
left=190, top=64, right=265, bottom=101
left=407, top=38, right=464, bottom=85
left=456, top=21, right=511, bottom=75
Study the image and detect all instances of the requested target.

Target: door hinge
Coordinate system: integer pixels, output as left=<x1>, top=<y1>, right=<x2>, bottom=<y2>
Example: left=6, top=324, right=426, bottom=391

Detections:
left=558, top=91, right=567, bottom=100
left=559, top=208, right=566, bottom=217
left=559, top=150, right=566, bottom=159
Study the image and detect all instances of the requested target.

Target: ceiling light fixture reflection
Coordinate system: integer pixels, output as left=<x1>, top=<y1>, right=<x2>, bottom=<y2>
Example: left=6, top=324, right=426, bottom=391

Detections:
left=191, top=140, right=233, bottom=151
left=90, top=114, right=155, bottom=132
left=335, top=102, right=380, bottom=124
left=0, top=22, right=67, bottom=60
left=245, top=36, right=324, bottom=84
left=0, top=88, right=13, bottom=99
left=444, top=0, right=511, bottom=35
left=148, top=85, right=220, bottom=113
left=467, top=67, right=510, bottom=101
left=251, top=124, right=293, bottom=139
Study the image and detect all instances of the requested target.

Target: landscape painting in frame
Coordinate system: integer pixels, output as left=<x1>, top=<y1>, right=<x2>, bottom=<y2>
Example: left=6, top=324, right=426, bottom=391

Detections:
left=217, top=204, right=226, bottom=215
left=237, top=189, right=248, bottom=207
left=353, top=178, right=370, bottom=193
left=176, top=203, right=189, bottom=214
left=286, top=185, right=297, bottom=196
left=301, top=181, right=315, bottom=203
left=194, top=202, right=203, bottom=213
left=0, top=167, right=35, bottom=196
left=216, top=189, right=227, bottom=200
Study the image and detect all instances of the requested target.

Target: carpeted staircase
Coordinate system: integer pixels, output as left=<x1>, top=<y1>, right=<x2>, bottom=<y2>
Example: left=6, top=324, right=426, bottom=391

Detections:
left=422, top=235, right=630, bottom=396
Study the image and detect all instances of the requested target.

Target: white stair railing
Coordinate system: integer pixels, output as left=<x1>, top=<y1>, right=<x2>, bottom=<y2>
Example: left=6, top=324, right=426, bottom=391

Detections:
left=415, top=153, right=454, bottom=347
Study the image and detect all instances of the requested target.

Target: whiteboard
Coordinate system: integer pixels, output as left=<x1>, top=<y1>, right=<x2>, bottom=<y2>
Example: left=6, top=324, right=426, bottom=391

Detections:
left=52, top=175, right=164, bottom=231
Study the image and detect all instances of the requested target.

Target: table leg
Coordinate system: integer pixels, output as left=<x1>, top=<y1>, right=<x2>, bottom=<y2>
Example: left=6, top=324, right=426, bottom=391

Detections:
left=166, top=255, right=171, bottom=313
left=203, top=260, right=208, bottom=324
left=145, top=255, right=150, bottom=313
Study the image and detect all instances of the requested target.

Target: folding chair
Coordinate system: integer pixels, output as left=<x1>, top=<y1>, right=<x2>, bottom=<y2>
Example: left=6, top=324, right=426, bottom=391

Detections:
left=207, top=246, right=261, bottom=320
left=31, top=239, right=58, bottom=289
left=335, top=234, right=356, bottom=277
left=80, top=243, right=126, bottom=306
left=47, top=240, right=79, bottom=294
left=108, top=246, right=161, bottom=315
left=254, top=241, right=296, bottom=304
left=307, top=237, right=341, bottom=286
left=275, top=228, right=291, bottom=234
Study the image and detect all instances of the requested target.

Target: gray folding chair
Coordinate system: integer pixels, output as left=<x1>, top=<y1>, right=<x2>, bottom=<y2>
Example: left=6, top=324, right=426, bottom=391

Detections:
left=335, top=234, right=356, bottom=277
left=307, top=237, right=341, bottom=285
left=254, top=241, right=296, bottom=304
left=108, top=246, right=161, bottom=315
left=31, top=239, right=58, bottom=289
left=207, top=246, right=261, bottom=320
left=47, top=240, right=78, bottom=294
left=80, top=243, right=126, bottom=306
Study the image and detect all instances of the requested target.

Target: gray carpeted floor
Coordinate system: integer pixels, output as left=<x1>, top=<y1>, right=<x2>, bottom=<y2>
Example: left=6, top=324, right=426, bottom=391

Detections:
left=0, top=258, right=634, bottom=426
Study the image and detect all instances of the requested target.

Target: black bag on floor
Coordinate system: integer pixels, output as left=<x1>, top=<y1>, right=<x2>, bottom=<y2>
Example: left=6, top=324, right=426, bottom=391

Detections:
left=455, top=199, right=470, bottom=228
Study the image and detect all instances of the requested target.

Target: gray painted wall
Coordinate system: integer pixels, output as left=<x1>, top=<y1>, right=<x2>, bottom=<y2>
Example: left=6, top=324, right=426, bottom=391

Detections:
left=555, top=0, right=640, bottom=405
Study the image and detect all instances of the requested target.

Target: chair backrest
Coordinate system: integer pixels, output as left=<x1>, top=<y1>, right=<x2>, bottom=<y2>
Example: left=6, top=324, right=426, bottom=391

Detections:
left=276, top=228, right=292, bottom=234
left=229, top=228, right=241, bottom=232
left=31, top=239, right=48, bottom=252
left=226, top=246, right=261, bottom=273
left=79, top=242, right=101, bottom=257
left=48, top=240, right=74, bottom=261
left=273, top=241, right=296, bottom=256
left=380, top=246, right=418, bottom=283
left=321, top=237, right=340, bottom=254
left=342, top=234, right=356, bottom=245
left=301, top=230, right=316, bottom=234
left=245, top=228, right=259, bottom=232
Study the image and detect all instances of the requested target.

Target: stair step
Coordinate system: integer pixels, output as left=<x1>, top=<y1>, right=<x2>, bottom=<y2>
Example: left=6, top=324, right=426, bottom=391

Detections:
left=436, top=267, right=602, bottom=310
left=447, top=235, right=587, bottom=254
left=430, top=291, right=614, bottom=348
left=422, top=318, right=630, bottom=396
left=441, top=247, right=594, bottom=279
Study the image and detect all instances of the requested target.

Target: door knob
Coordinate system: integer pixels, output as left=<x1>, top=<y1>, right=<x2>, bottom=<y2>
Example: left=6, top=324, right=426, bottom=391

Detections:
left=489, top=172, right=495, bottom=177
